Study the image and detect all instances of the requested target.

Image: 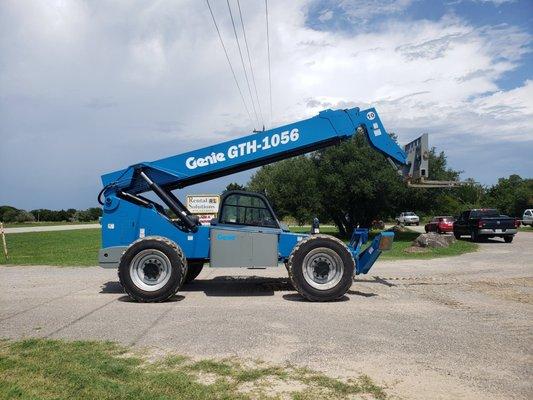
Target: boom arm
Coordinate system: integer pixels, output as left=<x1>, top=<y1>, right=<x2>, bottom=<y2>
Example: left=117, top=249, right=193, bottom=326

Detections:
left=101, top=107, right=407, bottom=196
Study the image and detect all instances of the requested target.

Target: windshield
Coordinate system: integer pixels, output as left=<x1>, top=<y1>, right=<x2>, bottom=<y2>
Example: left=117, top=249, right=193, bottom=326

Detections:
left=405, top=212, right=416, bottom=216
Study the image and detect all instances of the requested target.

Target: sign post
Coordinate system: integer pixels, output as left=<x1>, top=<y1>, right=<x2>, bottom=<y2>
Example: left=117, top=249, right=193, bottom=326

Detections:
left=0, top=222, right=8, bottom=260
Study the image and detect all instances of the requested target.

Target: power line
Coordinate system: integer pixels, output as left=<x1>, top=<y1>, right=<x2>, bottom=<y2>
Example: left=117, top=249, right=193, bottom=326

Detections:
left=265, top=0, right=272, bottom=127
left=236, top=0, right=264, bottom=128
left=226, top=0, right=260, bottom=128
left=206, top=0, right=253, bottom=126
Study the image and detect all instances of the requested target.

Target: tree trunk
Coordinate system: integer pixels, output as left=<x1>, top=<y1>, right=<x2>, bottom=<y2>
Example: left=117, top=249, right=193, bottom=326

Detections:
left=331, top=214, right=347, bottom=237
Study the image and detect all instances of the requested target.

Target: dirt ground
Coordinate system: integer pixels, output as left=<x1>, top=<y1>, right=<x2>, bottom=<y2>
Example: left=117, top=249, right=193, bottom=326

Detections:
left=1, top=233, right=532, bottom=399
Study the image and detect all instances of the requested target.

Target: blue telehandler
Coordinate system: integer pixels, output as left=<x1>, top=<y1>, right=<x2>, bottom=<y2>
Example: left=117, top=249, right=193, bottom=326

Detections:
left=98, top=107, right=429, bottom=302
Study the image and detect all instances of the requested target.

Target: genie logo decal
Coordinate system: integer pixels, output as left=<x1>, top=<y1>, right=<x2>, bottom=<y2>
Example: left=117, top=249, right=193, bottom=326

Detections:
left=217, top=233, right=236, bottom=241
left=186, top=129, right=300, bottom=170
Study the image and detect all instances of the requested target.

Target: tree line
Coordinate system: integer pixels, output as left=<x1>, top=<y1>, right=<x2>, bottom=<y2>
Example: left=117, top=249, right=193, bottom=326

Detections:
left=0, top=206, right=102, bottom=223
left=228, top=135, right=532, bottom=236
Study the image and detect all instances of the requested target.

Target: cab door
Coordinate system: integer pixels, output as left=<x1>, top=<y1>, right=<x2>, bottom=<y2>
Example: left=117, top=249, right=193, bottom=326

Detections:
left=209, top=191, right=281, bottom=268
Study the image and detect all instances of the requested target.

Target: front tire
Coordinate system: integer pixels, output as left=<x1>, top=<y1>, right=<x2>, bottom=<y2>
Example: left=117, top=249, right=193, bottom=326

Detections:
left=287, top=235, right=354, bottom=302
left=504, top=235, right=514, bottom=243
left=471, top=229, right=479, bottom=242
left=118, top=237, right=187, bottom=302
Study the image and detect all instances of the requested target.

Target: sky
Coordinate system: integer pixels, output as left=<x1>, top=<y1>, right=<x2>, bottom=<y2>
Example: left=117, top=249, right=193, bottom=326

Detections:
left=0, top=0, right=532, bottom=210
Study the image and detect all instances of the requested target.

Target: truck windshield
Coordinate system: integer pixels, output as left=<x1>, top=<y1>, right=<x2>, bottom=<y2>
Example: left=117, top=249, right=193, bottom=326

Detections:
left=471, top=209, right=500, bottom=218
left=405, top=212, right=415, bottom=216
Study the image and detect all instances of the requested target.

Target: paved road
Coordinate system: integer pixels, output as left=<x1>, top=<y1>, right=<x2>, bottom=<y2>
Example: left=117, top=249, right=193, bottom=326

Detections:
left=1, top=233, right=531, bottom=400
left=3, top=224, right=100, bottom=234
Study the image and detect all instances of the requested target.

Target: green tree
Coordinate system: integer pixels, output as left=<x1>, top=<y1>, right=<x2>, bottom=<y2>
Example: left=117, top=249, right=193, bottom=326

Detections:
left=249, top=156, right=321, bottom=225
left=0, top=206, right=19, bottom=222
left=484, top=175, right=533, bottom=216
left=1, top=209, right=34, bottom=223
left=2, top=209, right=20, bottom=223
left=247, top=134, right=465, bottom=235
left=15, top=211, right=35, bottom=223
left=86, top=207, right=102, bottom=221
left=225, top=182, right=247, bottom=192
left=313, top=135, right=405, bottom=234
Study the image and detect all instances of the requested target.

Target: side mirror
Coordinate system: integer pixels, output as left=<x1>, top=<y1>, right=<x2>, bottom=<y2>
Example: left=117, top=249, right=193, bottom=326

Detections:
left=210, top=218, right=218, bottom=226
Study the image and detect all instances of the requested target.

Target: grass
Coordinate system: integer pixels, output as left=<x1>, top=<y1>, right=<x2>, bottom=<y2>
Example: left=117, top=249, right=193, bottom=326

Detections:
left=0, top=338, right=387, bottom=400
left=0, top=229, right=100, bottom=266
left=378, top=230, right=478, bottom=260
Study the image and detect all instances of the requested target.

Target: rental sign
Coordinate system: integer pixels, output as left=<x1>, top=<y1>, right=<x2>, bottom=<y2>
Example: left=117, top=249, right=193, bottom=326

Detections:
left=185, top=195, right=220, bottom=215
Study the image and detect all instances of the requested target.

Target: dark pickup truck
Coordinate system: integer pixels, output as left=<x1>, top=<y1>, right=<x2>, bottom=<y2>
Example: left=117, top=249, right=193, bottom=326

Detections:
left=453, top=209, right=519, bottom=243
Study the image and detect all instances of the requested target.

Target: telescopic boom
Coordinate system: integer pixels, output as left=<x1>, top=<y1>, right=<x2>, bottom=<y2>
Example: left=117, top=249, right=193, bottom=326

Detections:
left=101, top=107, right=408, bottom=197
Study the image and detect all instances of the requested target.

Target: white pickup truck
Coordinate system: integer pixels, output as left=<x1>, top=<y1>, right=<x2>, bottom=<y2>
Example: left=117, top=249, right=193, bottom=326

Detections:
left=396, top=212, right=420, bottom=226
left=523, top=209, right=533, bottom=226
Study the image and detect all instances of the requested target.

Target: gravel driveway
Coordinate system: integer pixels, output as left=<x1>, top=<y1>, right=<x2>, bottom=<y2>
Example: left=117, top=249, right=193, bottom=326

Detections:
left=1, top=233, right=531, bottom=400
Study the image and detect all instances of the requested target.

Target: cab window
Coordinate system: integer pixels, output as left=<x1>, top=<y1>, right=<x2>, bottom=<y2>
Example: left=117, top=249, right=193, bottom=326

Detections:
left=219, top=193, right=278, bottom=228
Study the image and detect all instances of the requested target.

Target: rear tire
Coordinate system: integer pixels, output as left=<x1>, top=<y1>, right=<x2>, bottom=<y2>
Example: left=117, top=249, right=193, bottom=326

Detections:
left=504, top=235, right=514, bottom=243
left=287, top=235, right=354, bottom=302
left=471, top=229, right=479, bottom=242
left=118, top=237, right=187, bottom=302
left=454, top=230, right=461, bottom=240
left=184, top=260, right=204, bottom=283
left=425, top=226, right=429, bottom=233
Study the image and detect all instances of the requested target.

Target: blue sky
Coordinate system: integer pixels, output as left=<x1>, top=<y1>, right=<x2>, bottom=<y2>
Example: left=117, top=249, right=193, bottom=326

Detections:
left=0, top=0, right=532, bottom=210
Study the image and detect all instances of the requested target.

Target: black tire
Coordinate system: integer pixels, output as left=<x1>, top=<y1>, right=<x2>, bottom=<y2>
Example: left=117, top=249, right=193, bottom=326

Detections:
left=470, top=229, right=479, bottom=242
left=504, top=235, right=514, bottom=243
left=425, top=226, right=429, bottom=233
left=453, top=230, right=461, bottom=240
left=416, top=222, right=419, bottom=226
left=287, top=235, right=354, bottom=302
left=118, top=236, right=187, bottom=302
left=184, top=260, right=204, bottom=283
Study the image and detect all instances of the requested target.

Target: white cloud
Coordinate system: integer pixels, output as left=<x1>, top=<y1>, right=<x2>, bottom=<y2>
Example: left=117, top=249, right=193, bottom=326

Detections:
left=335, top=0, right=414, bottom=23
left=318, top=9, right=333, bottom=22
left=0, top=0, right=531, bottom=208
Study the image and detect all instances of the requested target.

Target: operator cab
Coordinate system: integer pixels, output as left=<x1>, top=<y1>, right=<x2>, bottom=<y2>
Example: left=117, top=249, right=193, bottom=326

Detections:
left=211, top=190, right=286, bottom=231
left=209, top=191, right=286, bottom=268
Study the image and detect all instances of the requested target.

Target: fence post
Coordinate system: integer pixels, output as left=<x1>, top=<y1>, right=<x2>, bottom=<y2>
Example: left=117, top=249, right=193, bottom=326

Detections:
left=0, top=222, right=8, bottom=260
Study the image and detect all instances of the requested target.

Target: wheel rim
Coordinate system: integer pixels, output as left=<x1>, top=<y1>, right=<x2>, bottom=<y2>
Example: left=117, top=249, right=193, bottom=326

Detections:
left=129, top=249, right=172, bottom=292
left=302, top=247, right=344, bottom=290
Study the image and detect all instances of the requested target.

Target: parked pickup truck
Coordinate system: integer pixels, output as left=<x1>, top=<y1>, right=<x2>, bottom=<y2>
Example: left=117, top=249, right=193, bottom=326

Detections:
left=453, top=209, right=519, bottom=243
left=396, top=212, right=420, bottom=226
left=522, top=209, right=533, bottom=227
